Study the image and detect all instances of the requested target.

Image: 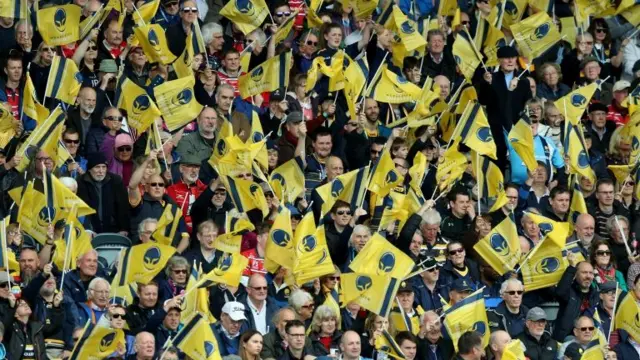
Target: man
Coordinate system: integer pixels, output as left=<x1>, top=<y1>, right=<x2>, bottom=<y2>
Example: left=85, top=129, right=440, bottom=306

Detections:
left=98, top=19, right=127, bottom=64
left=557, top=316, right=596, bottom=358
left=608, top=80, right=630, bottom=125
left=278, top=319, right=311, bottom=360
left=421, top=30, right=456, bottom=81
left=137, top=218, right=159, bottom=244
left=127, top=282, right=160, bottom=335
left=413, top=258, right=446, bottom=312
left=490, top=184, right=520, bottom=224
left=176, top=107, right=218, bottom=163
left=395, top=332, right=418, bottom=360
left=165, top=0, right=199, bottom=57
left=454, top=331, right=485, bottom=360
left=77, top=153, right=129, bottom=234
left=202, top=22, right=224, bottom=68
left=589, top=179, right=630, bottom=241
left=276, top=111, right=308, bottom=166
left=305, top=127, right=333, bottom=191
left=446, top=278, right=474, bottom=306
left=325, top=201, right=354, bottom=262
left=295, top=30, right=320, bottom=73
left=260, top=89, right=288, bottom=137
left=438, top=244, right=481, bottom=295
left=577, top=57, right=613, bottom=104
left=607, top=216, right=633, bottom=280
left=517, top=307, right=557, bottom=360
left=191, top=180, right=233, bottom=231
left=85, top=107, right=125, bottom=156
left=153, top=0, right=180, bottom=29
left=340, top=331, right=368, bottom=360
left=487, top=279, right=528, bottom=338
left=553, top=255, right=599, bottom=342
left=59, top=128, right=88, bottom=178
left=75, top=277, right=110, bottom=326
left=441, top=189, right=475, bottom=243
left=542, top=186, right=570, bottom=222
left=416, top=311, right=454, bottom=360
left=478, top=45, right=532, bottom=171
left=213, top=301, right=248, bottom=356
left=390, top=282, right=420, bottom=335
left=1, top=53, right=36, bottom=131
left=144, top=296, right=182, bottom=352
left=215, top=83, right=235, bottom=121
left=567, top=214, right=601, bottom=257
left=595, top=282, right=618, bottom=345
left=66, top=87, right=99, bottom=145
left=18, top=248, right=40, bottom=287
left=166, top=155, right=207, bottom=233
left=243, top=274, right=281, bottom=335
left=216, top=49, right=243, bottom=95
left=586, top=102, right=616, bottom=154
left=133, top=331, right=156, bottom=360
left=362, top=98, right=391, bottom=138
left=262, top=308, right=314, bottom=359
left=434, top=75, right=451, bottom=99
left=488, top=331, right=511, bottom=360
left=62, top=250, right=101, bottom=305
left=419, top=209, right=448, bottom=264
left=183, top=220, right=219, bottom=273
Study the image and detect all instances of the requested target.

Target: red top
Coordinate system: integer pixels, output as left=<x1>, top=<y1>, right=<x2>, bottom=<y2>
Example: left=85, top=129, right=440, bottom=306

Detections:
left=166, top=179, right=207, bottom=233
left=241, top=248, right=266, bottom=276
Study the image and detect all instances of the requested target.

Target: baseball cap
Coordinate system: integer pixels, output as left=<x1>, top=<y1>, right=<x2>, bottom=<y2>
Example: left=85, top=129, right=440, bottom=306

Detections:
left=286, top=111, right=304, bottom=124
left=270, top=88, right=285, bottom=102
left=397, top=280, right=413, bottom=293
left=613, top=80, right=631, bottom=92
left=451, top=279, right=473, bottom=293
left=599, top=281, right=617, bottom=294
left=526, top=307, right=547, bottom=321
left=221, top=301, right=247, bottom=321
left=564, top=342, right=583, bottom=360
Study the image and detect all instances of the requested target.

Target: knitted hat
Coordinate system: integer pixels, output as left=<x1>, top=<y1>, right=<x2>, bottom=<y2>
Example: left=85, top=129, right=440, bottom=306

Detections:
left=87, top=153, right=108, bottom=170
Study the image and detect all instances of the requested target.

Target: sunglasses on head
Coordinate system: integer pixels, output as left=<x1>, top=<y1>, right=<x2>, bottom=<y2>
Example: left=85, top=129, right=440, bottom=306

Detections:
left=64, top=139, right=80, bottom=144
left=449, top=248, right=464, bottom=255
left=117, top=146, right=132, bottom=152
left=275, top=11, right=291, bottom=17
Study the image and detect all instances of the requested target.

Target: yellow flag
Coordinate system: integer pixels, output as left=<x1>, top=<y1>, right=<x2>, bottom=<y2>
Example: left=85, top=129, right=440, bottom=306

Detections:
left=265, top=206, right=295, bottom=272
left=174, top=31, right=194, bottom=79
left=389, top=6, right=427, bottom=52
left=452, top=31, right=482, bottom=81
left=569, top=179, right=589, bottom=225
left=0, top=0, right=28, bottom=18
left=305, top=52, right=345, bottom=92
left=409, top=152, right=428, bottom=193
left=519, top=238, right=566, bottom=291
left=511, top=11, right=561, bottom=60
left=508, top=114, right=537, bottom=172
left=238, top=51, right=292, bottom=98
left=526, top=212, right=570, bottom=247
left=18, top=181, right=67, bottom=244
left=220, top=176, right=269, bottom=217
left=375, top=330, right=407, bottom=359
left=306, top=0, right=324, bottom=28
left=592, top=310, right=609, bottom=352
left=502, top=340, right=527, bottom=360
left=79, top=5, right=103, bottom=40
left=115, top=76, right=161, bottom=133
left=348, top=233, right=414, bottom=279
left=620, top=5, right=640, bottom=26
left=15, top=106, right=66, bottom=173
left=172, top=313, right=222, bottom=360
left=435, top=146, right=468, bottom=191
left=293, top=213, right=335, bottom=285
left=151, top=204, right=182, bottom=246
left=52, top=209, right=93, bottom=270
left=37, top=4, right=81, bottom=46
left=219, top=0, right=270, bottom=35
left=153, top=76, right=203, bottom=131
left=343, top=56, right=368, bottom=121
left=366, top=65, right=421, bottom=104
left=474, top=214, right=521, bottom=275
left=501, top=0, right=527, bottom=29
left=45, top=55, right=82, bottom=105
left=554, top=83, right=597, bottom=124
left=581, top=340, right=606, bottom=360
left=614, top=292, right=640, bottom=342
left=132, top=0, right=159, bottom=25
left=197, top=253, right=249, bottom=288
left=0, top=217, right=19, bottom=272
left=23, top=72, right=49, bottom=124
left=443, top=289, right=490, bottom=352
left=270, top=158, right=305, bottom=203
left=453, top=102, right=497, bottom=159
left=134, top=24, right=177, bottom=64
left=113, top=243, right=176, bottom=286
left=0, top=103, right=14, bottom=132
left=368, top=149, right=404, bottom=196
left=69, top=325, right=126, bottom=360
left=341, top=272, right=403, bottom=317
left=482, top=23, right=506, bottom=67
left=472, top=153, right=507, bottom=212
left=565, top=122, right=596, bottom=183
left=274, top=11, right=298, bottom=45
left=315, top=166, right=370, bottom=215
left=438, top=0, right=458, bottom=16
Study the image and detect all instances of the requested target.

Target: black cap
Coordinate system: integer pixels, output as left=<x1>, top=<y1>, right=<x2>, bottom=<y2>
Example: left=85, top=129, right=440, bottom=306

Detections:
left=397, top=280, right=413, bottom=293
left=87, top=153, right=108, bottom=170
left=588, top=102, right=608, bottom=113
left=580, top=56, right=599, bottom=70
left=564, top=343, right=583, bottom=360
left=451, top=279, right=473, bottom=292
left=497, top=46, right=519, bottom=59
left=271, top=88, right=285, bottom=102
left=599, top=281, right=617, bottom=293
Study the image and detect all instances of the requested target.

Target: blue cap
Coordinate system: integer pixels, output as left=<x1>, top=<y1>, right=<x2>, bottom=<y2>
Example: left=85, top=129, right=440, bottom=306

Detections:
left=452, top=279, right=473, bottom=293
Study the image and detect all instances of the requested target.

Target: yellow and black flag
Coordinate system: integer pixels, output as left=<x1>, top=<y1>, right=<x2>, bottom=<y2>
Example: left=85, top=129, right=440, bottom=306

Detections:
left=471, top=153, right=507, bottom=212
left=510, top=11, right=561, bottom=60
left=265, top=205, right=295, bottom=272
left=45, top=55, right=82, bottom=105
left=273, top=10, right=298, bottom=45
left=501, top=0, right=527, bottom=29
left=375, top=330, right=407, bottom=359
left=134, top=24, right=177, bottom=64
left=293, top=213, right=334, bottom=285
left=565, top=122, right=596, bottom=183
left=519, top=237, right=568, bottom=291
left=526, top=212, right=570, bottom=247
left=474, top=213, right=521, bottom=275
left=453, top=102, right=497, bottom=159
left=113, top=243, right=176, bottom=286
left=270, top=158, right=305, bottom=203
left=173, top=30, right=195, bottom=78
left=152, top=204, right=183, bottom=246
left=554, top=83, right=597, bottom=124
left=389, top=6, right=427, bottom=54
left=615, top=292, right=640, bottom=346
left=368, top=149, right=405, bottom=197
left=23, top=72, right=50, bottom=124
left=508, top=113, right=537, bottom=172
left=220, top=176, right=269, bottom=217
left=132, top=0, right=159, bottom=25
left=0, top=0, right=28, bottom=19
left=172, top=313, right=222, bottom=360
left=366, top=65, right=421, bottom=104
left=15, top=106, right=66, bottom=173
left=452, top=31, right=482, bottom=81
left=348, top=233, right=414, bottom=279
left=238, top=51, right=292, bottom=98
left=37, top=4, right=81, bottom=46
left=196, top=253, right=249, bottom=288
left=153, top=76, right=203, bottom=131
left=435, top=146, right=468, bottom=191
left=219, top=0, right=270, bottom=34
left=443, top=289, right=490, bottom=352
left=341, top=272, right=403, bottom=317
left=315, top=166, right=370, bottom=215
left=69, top=324, right=126, bottom=360
left=115, top=75, right=161, bottom=133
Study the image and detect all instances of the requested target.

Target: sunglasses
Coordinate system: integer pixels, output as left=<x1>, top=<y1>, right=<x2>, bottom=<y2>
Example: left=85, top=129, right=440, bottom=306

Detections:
left=336, top=210, right=352, bottom=216
left=41, top=47, right=54, bottom=52
left=449, top=248, right=464, bottom=255
left=87, top=46, right=98, bottom=51
left=306, top=40, right=318, bottom=46
left=105, top=115, right=123, bottom=121
left=427, top=267, right=439, bottom=272
left=461, top=21, right=470, bottom=25
left=578, top=326, right=595, bottom=332
left=182, top=7, right=198, bottom=12
left=165, top=1, right=178, bottom=6
left=64, top=139, right=80, bottom=144
left=275, top=11, right=291, bottom=17
left=149, top=182, right=165, bottom=188
left=251, top=286, right=268, bottom=291
left=595, top=28, right=606, bottom=33
left=0, top=282, right=8, bottom=288
left=327, top=276, right=340, bottom=281
left=173, top=269, right=187, bottom=274
left=301, top=304, right=315, bottom=309
left=112, top=313, right=125, bottom=319
left=117, top=146, right=132, bottom=152
left=505, top=290, right=524, bottom=295
left=596, top=250, right=611, bottom=256
left=626, top=181, right=636, bottom=186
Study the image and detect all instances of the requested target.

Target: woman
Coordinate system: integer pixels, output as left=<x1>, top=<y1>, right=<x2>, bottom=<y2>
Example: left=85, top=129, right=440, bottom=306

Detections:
left=308, top=305, right=343, bottom=356
left=288, top=289, right=315, bottom=328
left=72, top=28, right=100, bottom=88
left=616, top=176, right=637, bottom=212
left=361, top=313, right=393, bottom=360
left=239, top=330, right=263, bottom=360
left=535, top=63, right=570, bottom=101
left=331, top=1, right=357, bottom=38
left=106, top=133, right=135, bottom=186
left=29, top=42, right=54, bottom=101
left=607, top=126, right=632, bottom=166
left=314, top=267, right=341, bottom=319
left=588, top=18, right=625, bottom=82
left=589, top=240, right=628, bottom=291
left=286, top=74, right=318, bottom=122
left=158, top=256, right=190, bottom=303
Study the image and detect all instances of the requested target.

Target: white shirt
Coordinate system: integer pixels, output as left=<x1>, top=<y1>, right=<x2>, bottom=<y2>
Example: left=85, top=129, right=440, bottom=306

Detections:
left=248, top=299, right=268, bottom=335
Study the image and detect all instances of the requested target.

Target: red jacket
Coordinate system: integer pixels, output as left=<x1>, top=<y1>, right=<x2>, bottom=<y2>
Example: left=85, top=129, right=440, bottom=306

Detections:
left=166, top=179, right=207, bottom=233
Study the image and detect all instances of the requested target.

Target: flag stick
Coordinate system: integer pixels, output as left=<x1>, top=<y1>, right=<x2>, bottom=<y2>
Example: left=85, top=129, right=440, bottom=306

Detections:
left=516, top=63, right=531, bottom=80
left=476, top=152, right=481, bottom=216
left=80, top=3, right=105, bottom=38
left=19, top=63, right=31, bottom=129
left=395, top=296, right=411, bottom=331
left=154, top=121, right=172, bottom=185
left=463, top=28, right=488, bottom=72
left=131, top=3, right=147, bottom=26
left=607, top=282, right=618, bottom=343
left=613, top=215, right=633, bottom=257
left=418, top=16, right=431, bottom=74
left=1, top=217, right=12, bottom=290
left=158, top=336, right=175, bottom=360
left=363, top=51, right=390, bottom=97
left=43, top=167, right=52, bottom=224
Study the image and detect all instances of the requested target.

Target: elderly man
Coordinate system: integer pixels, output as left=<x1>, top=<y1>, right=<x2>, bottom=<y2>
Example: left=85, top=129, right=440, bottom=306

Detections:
left=487, top=279, right=529, bottom=338
left=213, top=301, right=249, bottom=356
left=133, top=332, right=156, bottom=360
left=183, top=220, right=220, bottom=274
left=608, top=216, right=633, bottom=277
left=567, top=213, right=601, bottom=257
left=166, top=155, right=207, bottom=233
left=243, top=274, right=281, bottom=335
left=517, top=307, right=557, bottom=360
left=276, top=111, right=308, bottom=166
left=262, top=307, right=314, bottom=359
left=553, top=254, right=599, bottom=342
left=488, top=331, right=511, bottom=360
left=62, top=250, right=102, bottom=304
left=596, top=282, right=618, bottom=343
left=390, top=282, right=420, bottom=335
left=85, top=107, right=125, bottom=156
left=165, top=0, right=199, bottom=56
left=66, top=87, right=99, bottom=145
left=137, top=219, right=158, bottom=244
left=557, top=316, right=596, bottom=359
left=127, top=282, right=160, bottom=335
left=191, top=179, right=233, bottom=230
left=202, top=22, right=224, bottom=68
left=214, top=83, right=235, bottom=120
left=416, top=311, right=454, bottom=360
left=413, top=258, right=447, bottom=312
left=176, top=107, right=218, bottom=163
left=75, top=277, right=110, bottom=325
left=419, top=209, right=448, bottom=264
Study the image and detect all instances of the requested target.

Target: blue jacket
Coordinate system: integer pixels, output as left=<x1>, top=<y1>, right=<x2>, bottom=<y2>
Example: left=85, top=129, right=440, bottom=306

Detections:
left=212, top=322, right=248, bottom=356
left=144, top=308, right=181, bottom=353
left=615, top=339, right=640, bottom=360
left=507, top=133, right=565, bottom=185
left=76, top=302, right=107, bottom=326
left=412, top=276, right=447, bottom=312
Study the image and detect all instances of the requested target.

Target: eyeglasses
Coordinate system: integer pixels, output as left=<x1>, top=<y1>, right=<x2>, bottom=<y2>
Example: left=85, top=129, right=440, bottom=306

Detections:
left=327, top=276, right=340, bottom=281
left=595, top=28, right=606, bottom=33
left=112, top=313, right=125, bottom=319
left=336, top=210, right=352, bottom=216
left=306, top=40, right=318, bottom=46
left=395, top=163, right=408, bottom=170
left=596, top=250, right=611, bottom=256
left=87, top=46, right=98, bottom=51
left=117, top=146, right=132, bottom=152
left=287, top=333, right=306, bottom=338
left=627, top=181, right=636, bottom=186
left=36, top=156, right=53, bottom=162
left=181, top=7, right=198, bottom=12
left=0, top=282, right=8, bottom=288
left=301, top=303, right=315, bottom=310
left=275, top=11, right=291, bottom=17
left=149, top=182, right=165, bottom=188
left=105, top=115, right=123, bottom=121
left=172, top=269, right=188, bottom=274
left=251, top=286, right=268, bottom=291
left=64, top=138, right=80, bottom=144
left=505, top=290, right=524, bottom=295
left=578, top=326, right=595, bottom=332
left=449, top=248, right=464, bottom=255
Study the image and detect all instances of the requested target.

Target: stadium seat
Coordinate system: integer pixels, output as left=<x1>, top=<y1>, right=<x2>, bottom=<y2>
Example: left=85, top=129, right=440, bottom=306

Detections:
left=92, top=233, right=132, bottom=268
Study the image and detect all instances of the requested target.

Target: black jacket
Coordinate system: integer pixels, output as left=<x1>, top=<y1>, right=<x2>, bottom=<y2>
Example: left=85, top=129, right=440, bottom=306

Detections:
left=3, top=306, right=64, bottom=360
left=517, top=328, right=558, bottom=360
left=416, top=336, right=454, bottom=360
left=486, top=302, right=529, bottom=338
left=76, top=172, right=130, bottom=233
left=126, top=300, right=160, bottom=336
left=615, top=339, right=640, bottom=360
left=308, top=330, right=343, bottom=356
left=552, top=266, right=600, bottom=342
left=261, top=328, right=315, bottom=360
left=437, top=258, right=481, bottom=297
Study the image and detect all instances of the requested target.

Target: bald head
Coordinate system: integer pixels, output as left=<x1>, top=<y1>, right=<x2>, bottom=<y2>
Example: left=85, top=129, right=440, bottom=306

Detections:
left=433, top=75, right=450, bottom=98
left=575, top=213, right=595, bottom=246
left=489, top=330, right=511, bottom=356
left=135, top=331, right=155, bottom=359
left=326, top=156, right=344, bottom=180
left=340, top=331, right=362, bottom=360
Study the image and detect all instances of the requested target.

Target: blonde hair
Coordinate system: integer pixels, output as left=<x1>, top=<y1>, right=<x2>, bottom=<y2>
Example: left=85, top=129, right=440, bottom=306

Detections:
left=310, top=305, right=338, bottom=333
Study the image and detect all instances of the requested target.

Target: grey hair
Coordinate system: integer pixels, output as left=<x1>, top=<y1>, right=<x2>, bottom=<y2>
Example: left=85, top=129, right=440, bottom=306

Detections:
left=310, top=305, right=338, bottom=333
left=499, top=278, right=524, bottom=296
left=606, top=215, right=629, bottom=234
left=421, top=209, right=441, bottom=226
left=101, top=106, right=121, bottom=120
left=15, top=19, right=33, bottom=34
left=349, top=225, right=371, bottom=246
left=215, top=83, right=235, bottom=100
left=164, top=256, right=190, bottom=277
left=138, top=218, right=158, bottom=235
left=87, top=277, right=110, bottom=298
left=288, top=289, right=313, bottom=311
left=576, top=32, right=594, bottom=44
left=202, top=22, right=223, bottom=44
left=419, top=310, right=438, bottom=324
left=59, top=177, right=78, bottom=193
left=273, top=306, right=297, bottom=325
left=247, top=28, right=267, bottom=46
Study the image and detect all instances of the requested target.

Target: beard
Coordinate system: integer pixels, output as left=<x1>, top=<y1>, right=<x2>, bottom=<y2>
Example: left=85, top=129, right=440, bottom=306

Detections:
left=40, top=286, right=55, bottom=298
left=81, top=104, right=95, bottom=114
left=21, top=269, right=37, bottom=285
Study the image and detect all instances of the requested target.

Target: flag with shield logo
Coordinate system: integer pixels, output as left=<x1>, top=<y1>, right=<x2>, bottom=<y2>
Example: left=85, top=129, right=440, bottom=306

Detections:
left=238, top=51, right=292, bottom=98
left=264, top=206, right=295, bottom=272
left=115, top=75, right=161, bottom=133
left=315, top=166, right=370, bottom=215
left=113, top=243, right=176, bottom=286
left=134, top=24, right=176, bottom=64
left=219, top=0, right=270, bottom=34
left=153, top=76, right=203, bottom=131
left=474, top=213, right=521, bottom=275
left=341, top=272, right=402, bottom=317
left=69, top=324, right=126, bottom=360
left=510, top=11, right=561, bottom=60
left=443, top=289, right=490, bottom=352
left=368, top=149, right=405, bottom=197
left=173, top=313, right=222, bottom=360
left=37, top=4, right=81, bottom=45
left=196, top=252, right=249, bottom=288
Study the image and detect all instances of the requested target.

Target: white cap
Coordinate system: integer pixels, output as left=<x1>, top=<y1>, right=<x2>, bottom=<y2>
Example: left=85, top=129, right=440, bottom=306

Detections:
left=613, top=80, right=631, bottom=92
left=221, top=301, right=247, bottom=321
